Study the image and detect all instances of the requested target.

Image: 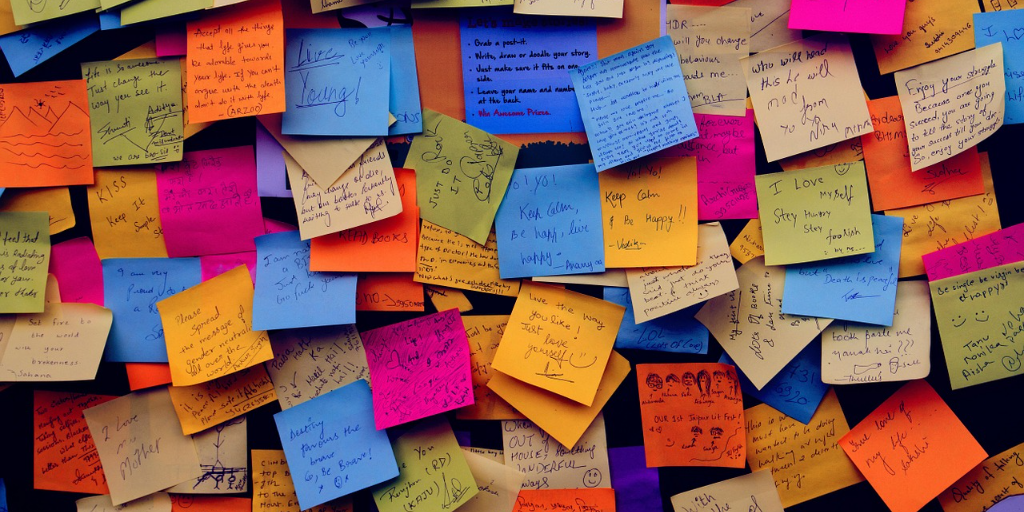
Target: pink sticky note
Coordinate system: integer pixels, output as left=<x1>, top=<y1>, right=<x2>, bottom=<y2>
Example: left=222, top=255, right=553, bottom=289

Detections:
left=660, top=110, right=757, bottom=220
left=923, top=223, right=1024, bottom=281
left=48, top=237, right=103, bottom=305
left=361, top=309, right=474, bottom=430
left=155, top=23, right=187, bottom=57
left=263, top=217, right=297, bottom=234
left=201, top=253, right=257, bottom=283
left=789, top=0, right=907, bottom=35
left=156, top=146, right=264, bottom=257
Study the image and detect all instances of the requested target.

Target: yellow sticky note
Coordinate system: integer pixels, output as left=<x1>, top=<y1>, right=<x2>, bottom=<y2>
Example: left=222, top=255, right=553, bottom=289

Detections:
left=871, top=0, right=979, bottom=75
left=744, top=389, right=864, bottom=507
left=939, top=441, right=1024, bottom=512
left=0, top=212, right=49, bottom=313
left=9, top=0, right=98, bottom=25
left=598, top=156, right=698, bottom=268
left=730, top=218, right=764, bottom=264
left=491, top=282, right=624, bottom=406
left=87, top=168, right=168, bottom=259
left=457, top=315, right=523, bottom=421
left=158, top=265, right=273, bottom=386
left=168, top=366, right=277, bottom=435
left=415, top=220, right=521, bottom=296
left=425, top=285, right=474, bottom=313
left=0, top=187, right=75, bottom=235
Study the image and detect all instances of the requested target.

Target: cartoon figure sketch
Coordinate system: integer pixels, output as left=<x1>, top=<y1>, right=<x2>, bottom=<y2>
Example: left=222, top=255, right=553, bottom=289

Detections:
left=696, top=369, right=712, bottom=397
left=646, top=372, right=664, bottom=391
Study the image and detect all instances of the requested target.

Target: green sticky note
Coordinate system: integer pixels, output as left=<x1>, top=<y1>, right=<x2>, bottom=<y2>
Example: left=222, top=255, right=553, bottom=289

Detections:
left=931, top=262, right=1024, bottom=390
left=10, top=0, right=100, bottom=26
left=100, top=0, right=134, bottom=10
left=755, top=161, right=874, bottom=266
left=81, top=58, right=184, bottom=167
left=0, top=212, right=50, bottom=314
left=409, top=109, right=518, bottom=245
left=119, top=0, right=211, bottom=25
left=371, top=417, right=479, bottom=512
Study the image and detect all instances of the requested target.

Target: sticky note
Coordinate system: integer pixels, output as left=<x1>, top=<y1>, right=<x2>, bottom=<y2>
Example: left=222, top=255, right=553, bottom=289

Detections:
left=821, top=281, right=932, bottom=384
left=415, top=220, right=521, bottom=296
left=665, top=6, right=750, bottom=116
left=742, top=35, right=873, bottom=162
left=408, top=109, right=519, bottom=245
left=840, top=380, right=987, bottom=512
left=871, top=0, right=980, bottom=75
left=756, top=162, right=875, bottom=266
left=252, top=231, right=356, bottom=330
left=730, top=218, right=763, bottom=264
left=0, top=80, right=92, bottom=188
left=362, top=309, right=474, bottom=429
left=283, top=28, right=390, bottom=136
left=185, top=0, right=285, bottom=123
left=938, top=441, right=1024, bottom=512
left=513, top=0, right=623, bottom=18
left=170, top=496, right=252, bottom=511
left=604, top=287, right=708, bottom=354
left=459, top=448, right=526, bottom=512
left=597, top=156, right=698, bottom=267
left=720, top=339, right=828, bottom=424
left=502, top=415, right=612, bottom=489
left=371, top=417, right=479, bottom=512
left=9, top=0, right=98, bottom=25
left=608, top=446, right=661, bottom=512
left=101, top=257, right=201, bottom=362
left=83, top=388, right=202, bottom=505
left=932, top=261, right=1024, bottom=389
left=778, top=136, right=865, bottom=172
left=76, top=493, right=171, bottom=512
left=275, top=380, right=398, bottom=509
left=495, top=164, right=605, bottom=277
left=251, top=449, right=355, bottom=512
left=121, top=0, right=209, bottom=25
left=255, top=123, right=289, bottom=198
left=125, top=363, right=172, bottom=391
left=896, top=43, right=1004, bottom=171
left=49, top=237, right=102, bottom=305
left=637, top=363, right=745, bottom=467
left=457, top=315, right=523, bottom=421
left=387, top=25, right=423, bottom=136
left=670, top=471, right=783, bottom=512
left=513, top=489, right=616, bottom=511
left=33, top=391, right=115, bottom=494
left=266, top=324, right=370, bottom=410
left=168, top=366, right=276, bottom=435
left=460, top=9, right=595, bottom=134
left=492, top=282, right=623, bottom=406
left=0, top=13, right=99, bottom=77
left=201, top=252, right=256, bottom=283
left=0, top=302, right=111, bottom=382
left=923, top=223, right=1024, bottom=281
left=0, top=186, right=75, bottom=234
left=624, top=222, right=738, bottom=323
left=354, top=273, right=424, bottom=312
left=729, top=0, right=800, bottom=53
left=789, top=0, right=906, bottom=34
left=167, top=417, right=248, bottom=493
left=0, top=212, right=49, bottom=313
left=978, top=11, right=1024, bottom=124
left=257, top=114, right=375, bottom=191
left=570, top=36, right=698, bottom=171
left=87, top=168, right=168, bottom=258
left=158, top=265, right=273, bottom=386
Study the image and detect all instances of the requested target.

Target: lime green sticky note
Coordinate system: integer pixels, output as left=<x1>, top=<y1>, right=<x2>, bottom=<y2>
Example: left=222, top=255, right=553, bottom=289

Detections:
left=408, top=109, right=519, bottom=245
left=120, top=0, right=211, bottom=25
left=411, top=0, right=512, bottom=8
left=0, top=212, right=50, bottom=314
left=931, top=262, right=1024, bottom=390
left=371, top=417, right=479, bottom=512
left=81, top=58, right=184, bottom=167
left=755, top=161, right=875, bottom=266
left=10, top=0, right=100, bottom=26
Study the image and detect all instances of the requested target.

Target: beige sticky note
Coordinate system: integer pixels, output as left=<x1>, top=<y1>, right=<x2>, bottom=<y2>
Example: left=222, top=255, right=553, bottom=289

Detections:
left=425, top=285, right=474, bottom=312
left=938, top=441, right=1024, bottom=512
left=466, top=447, right=505, bottom=463
left=258, top=114, right=375, bottom=190
left=167, top=366, right=277, bottom=435
left=416, top=220, right=521, bottom=297
left=44, top=273, right=60, bottom=303
left=0, top=187, right=75, bottom=235
left=696, top=257, right=831, bottom=389
left=265, top=325, right=370, bottom=410
left=459, top=449, right=526, bottom=512
left=745, top=389, right=864, bottom=507
left=742, top=35, right=873, bottom=162
left=778, top=136, right=865, bottom=171
left=730, top=218, right=764, bottom=264
left=75, top=492, right=171, bottom=512
left=871, top=0, right=979, bottom=74
left=87, top=168, right=169, bottom=259
left=666, top=6, right=751, bottom=116
left=729, top=0, right=801, bottom=53
left=168, top=417, right=248, bottom=493
left=0, top=303, right=112, bottom=382
left=457, top=315, right=523, bottom=421
left=513, top=0, right=621, bottom=17
left=670, top=470, right=784, bottom=512
left=625, top=222, right=738, bottom=323
left=503, top=414, right=612, bottom=490
left=83, top=388, right=202, bottom=505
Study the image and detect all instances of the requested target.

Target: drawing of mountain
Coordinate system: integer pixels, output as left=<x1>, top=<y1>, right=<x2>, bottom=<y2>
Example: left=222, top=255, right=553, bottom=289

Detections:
left=47, top=103, right=89, bottom=137
left=0, top=107, right=51, bottom=137
left=0, top=99, right=92, bottom=185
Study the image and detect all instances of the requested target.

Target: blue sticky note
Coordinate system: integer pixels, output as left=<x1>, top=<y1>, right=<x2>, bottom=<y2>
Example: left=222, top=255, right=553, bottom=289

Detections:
left=283, top=28, right=391, bottom=136
left=0, top=13, right=100, bottom=77
left=603, top=287, right=708, bottom=354
left=460, top=8, right=596, bottom=134
left=274, top=380, right=398, bottom=510
left=102, top=258, right=202, bottom=362
left=389, top=25, right=422, bottom=136
left=495, top=164, right=605, bottom=278
left=720, top=339, right=829, bottom=424
left=99, top=11, right=123, bottom=30
left=977, top=12, right=1024, bottom=124
left=990, top=495, right=1024, bottom=512
left=0, top=478, right=6, bottom=512
left=782, top=214, right=903, bottom=326
left=608, top=446, right=662, bottom=512
left=253, top=231, right=356, bottom=330
left=255, top=122, right=291, bottom=198
left=569, top=35, right=698, bottom=171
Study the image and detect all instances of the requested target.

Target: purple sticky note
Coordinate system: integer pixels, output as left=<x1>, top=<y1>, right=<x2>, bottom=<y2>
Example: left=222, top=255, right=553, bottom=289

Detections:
left=255, top=123, right=291, bottom=198
left=454, top=430, right=472, bottom=447
left=49, top=237, right=103, bottom=305
left=609, top=446, right=662, bottom=512
left=155, top=23, right=187, bottom=57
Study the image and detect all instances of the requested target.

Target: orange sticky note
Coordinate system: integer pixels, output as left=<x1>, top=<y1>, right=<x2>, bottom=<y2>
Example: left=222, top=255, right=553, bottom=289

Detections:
left=840, top=380, right=986, bottom=512
left=186, top=0, right=286, bottom=123
left=425, top=285, right=473, bottom=313
left=33, top=391, right=115, bottom=494
left=310, top=169, right=419, bottom=273
left=938, top=441, right=1024, bottom=512
left=125, top=363, right=173, bottom=391
left=457, top=315, right=522, bottom=421
left=87, top=168, right=169, bottom=259
left=354, top=273, right=424, bottom=312
left=0, top=187, right=76, bottom=235
left=0, top=80, right=92, bottom=188
left=636, top=363, right=745, bottom=468
left=513, top=489, right=616, bottom=512
left=862, top=96, right=984, bottom=211
left=171, top=495, right=252, bottom=512
left=167, top=366, right=277, bottom=435
left=415, top=220, right=521, bottom=297
left=157, top=265, right=273, bottom=386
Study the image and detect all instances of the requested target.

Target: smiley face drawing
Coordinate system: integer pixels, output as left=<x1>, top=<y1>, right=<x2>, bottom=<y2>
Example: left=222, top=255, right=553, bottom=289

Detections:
left=952, top=314, right=967, bottom=327
left=582, top=468, right=602, bottom=488
left=975, top=310, right=990, bottom=322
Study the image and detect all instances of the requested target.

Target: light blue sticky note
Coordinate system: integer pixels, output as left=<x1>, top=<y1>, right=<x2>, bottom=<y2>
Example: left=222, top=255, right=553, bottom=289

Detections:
left=720, top=339, right=829, bottom=424
left=569, top=35, right=698, bottom=171
left=603, top=287, right=707, bottom=354
left=253, top=231, right=356, bottom=330
left=460, top=8, right=596, bottom=134
left=255, top=122, right=291, bottom=198
left=977, top=12, right=1024, bottom=124
left=99, top=10, right=123, bottom=30
left=283, top=28, right=391, bottom=136
left=782, top=214, right=903, bottom=326
left=101, top=257, right=202, bottom=362
left=389, top=25, right=422, bottom=136
left=274, top=380, right=398, bottom=510
left=494, top=164, right=605, bottom=278
left=0, top=13, right=100, bottom=77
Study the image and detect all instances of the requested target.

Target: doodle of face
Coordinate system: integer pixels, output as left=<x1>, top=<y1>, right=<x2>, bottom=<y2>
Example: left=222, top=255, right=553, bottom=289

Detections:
left=696, top=370, right=711, bottom=396
left=975, top=310, right=990, bottom=322
left=582, top=468, right=602, bottom=488
left=646, top=373, right=664, bottom=391
left=952, top=314, right=967, bottom=327
left=681, top=372, right=696, bottom=386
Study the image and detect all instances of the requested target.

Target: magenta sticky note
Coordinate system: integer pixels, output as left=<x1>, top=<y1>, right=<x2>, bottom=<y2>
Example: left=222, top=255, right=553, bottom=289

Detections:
left=200, top=253, right=257, bottom=283
left=788, top=0, right=907, bottom=35
left=49, top=237, right=103, bottom=305
left=922, top=223, right=1024, bottom=281
left=155, top=23, right=187, bottom=57
left=660, top=110, right=757, bottom=220
left=361, top=309, right=474, bottom=430
left=156, top=146, right=264, bottom=257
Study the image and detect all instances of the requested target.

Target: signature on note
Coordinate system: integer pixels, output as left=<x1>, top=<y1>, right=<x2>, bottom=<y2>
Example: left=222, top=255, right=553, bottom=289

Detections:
left=842, top=289, right=879, bottom=302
